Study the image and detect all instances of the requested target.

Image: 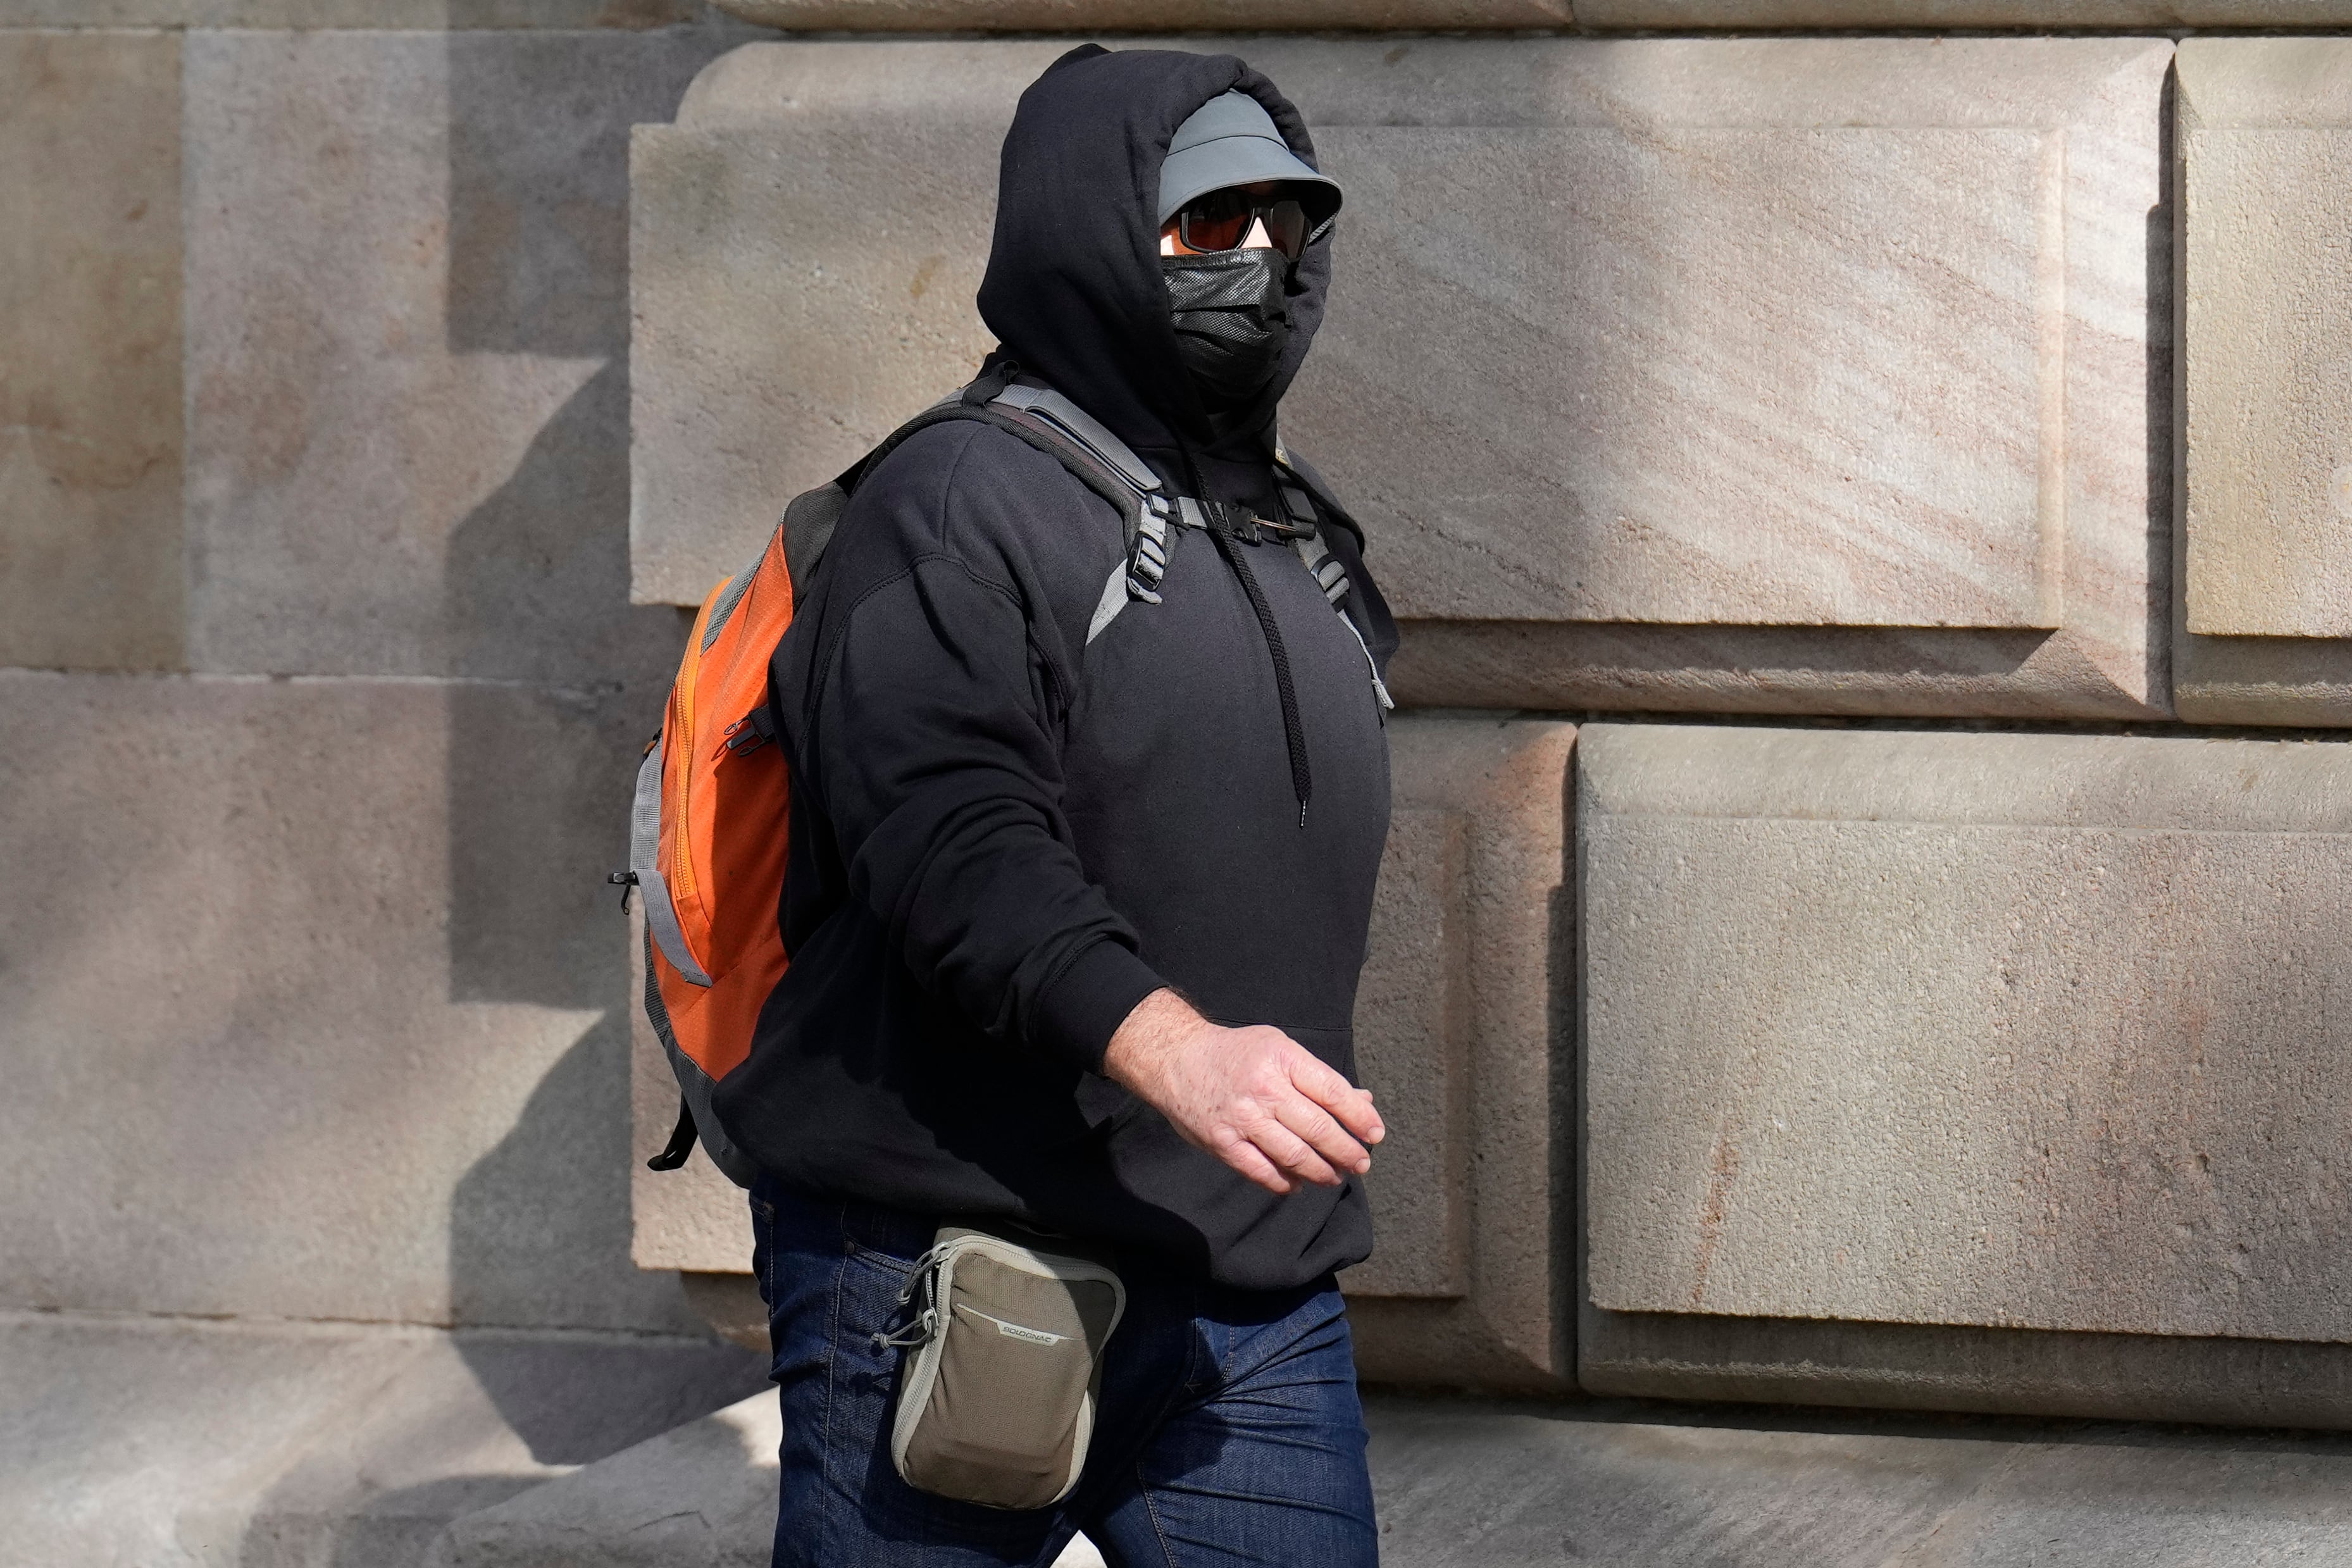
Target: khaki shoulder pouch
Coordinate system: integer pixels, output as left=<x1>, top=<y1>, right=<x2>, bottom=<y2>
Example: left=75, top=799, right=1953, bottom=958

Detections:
left=876, top=1226, right=1126, bottom=1510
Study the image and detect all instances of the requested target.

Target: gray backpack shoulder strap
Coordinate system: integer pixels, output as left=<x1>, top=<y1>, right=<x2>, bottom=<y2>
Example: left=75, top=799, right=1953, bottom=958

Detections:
left=1274, top=449, right=1396, bottom=712
left=980, top=382, right=1176, bottom=645
left=780, top=373, right=1173, bottom=608
left=991, top=383, right=1164, bottom=499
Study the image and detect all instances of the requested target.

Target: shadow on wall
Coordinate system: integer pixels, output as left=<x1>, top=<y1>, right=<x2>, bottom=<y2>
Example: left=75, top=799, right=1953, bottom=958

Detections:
left=220, top=24, right=773, bottom=1566
left=436, top=12, right=751, bottom=1395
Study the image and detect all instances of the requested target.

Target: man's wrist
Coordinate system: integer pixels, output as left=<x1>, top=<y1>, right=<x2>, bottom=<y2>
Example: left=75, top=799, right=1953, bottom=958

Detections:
left=1102, top=987, right=1203, bottom=1090
left=1033, top=940, right=1167, bottom=1073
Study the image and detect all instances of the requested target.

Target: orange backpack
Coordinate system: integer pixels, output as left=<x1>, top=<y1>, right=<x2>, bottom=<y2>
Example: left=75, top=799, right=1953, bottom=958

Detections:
left=625, top=369, right=1210, bottom=1185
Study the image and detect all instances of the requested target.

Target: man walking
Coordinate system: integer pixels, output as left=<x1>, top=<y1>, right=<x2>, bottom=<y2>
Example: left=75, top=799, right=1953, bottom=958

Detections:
left=714, top=44, right=1398, bottom=1567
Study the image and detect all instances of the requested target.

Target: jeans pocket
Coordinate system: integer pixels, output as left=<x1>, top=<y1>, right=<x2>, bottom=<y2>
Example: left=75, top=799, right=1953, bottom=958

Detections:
left=1220, top=1284, right=1351, bottom=1385
left=841, top=1243, right=922, bottom=1344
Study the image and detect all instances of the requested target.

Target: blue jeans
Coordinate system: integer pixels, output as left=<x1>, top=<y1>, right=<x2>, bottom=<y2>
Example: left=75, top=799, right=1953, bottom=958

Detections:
left=749, top=1175, right=1379, bottom=1567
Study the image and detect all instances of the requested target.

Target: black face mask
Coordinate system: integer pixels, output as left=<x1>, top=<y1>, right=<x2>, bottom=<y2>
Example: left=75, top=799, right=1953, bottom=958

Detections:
left=1162, top=247, right=1293, bottom=407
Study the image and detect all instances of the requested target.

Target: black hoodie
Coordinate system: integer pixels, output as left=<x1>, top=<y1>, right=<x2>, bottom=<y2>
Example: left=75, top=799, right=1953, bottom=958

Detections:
left=715, top=46, right=1398, bottom=1291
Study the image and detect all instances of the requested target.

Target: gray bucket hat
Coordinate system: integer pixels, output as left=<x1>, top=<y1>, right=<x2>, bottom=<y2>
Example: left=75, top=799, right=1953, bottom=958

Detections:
left=1157, top=90, right=1343, bottom=227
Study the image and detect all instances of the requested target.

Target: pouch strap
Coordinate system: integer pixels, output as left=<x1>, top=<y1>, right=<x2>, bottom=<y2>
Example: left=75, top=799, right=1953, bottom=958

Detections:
left=872, top=1241, right=949, bottom=1352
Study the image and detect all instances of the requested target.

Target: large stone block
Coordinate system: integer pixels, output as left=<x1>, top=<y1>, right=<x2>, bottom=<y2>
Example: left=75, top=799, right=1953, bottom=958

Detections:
left=2179, top=42, right=2352, bottom=641
left=1284, top=37, right=2172, bottom=720
left=1339, top=806, right=1472, bottom=1301
left=1345, top=718, right=1574, bottom=1391
left=183, top=28, right=722, bottom=684
left=1581, top=723, right=2352, bottom=1353
left=1312, top=123, right=2067, bottom=633
left=0, top=670, right=695, bottom=1334
left=0, top=32, right=183, bottom=673
left=2175, top=41, right=2352, bottom=726
left=632, top=39, right=2170, bottom=719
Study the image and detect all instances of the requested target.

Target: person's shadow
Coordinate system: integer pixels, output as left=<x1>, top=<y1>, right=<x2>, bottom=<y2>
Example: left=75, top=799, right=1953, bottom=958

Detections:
left=433, top=5, right=769, bottom=1436
left=236, top=17, right=777, bottom=1564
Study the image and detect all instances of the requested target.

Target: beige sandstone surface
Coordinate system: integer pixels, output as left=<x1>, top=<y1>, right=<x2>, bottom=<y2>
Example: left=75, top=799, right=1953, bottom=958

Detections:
left=0, top=32, right=184, bottom=672
left=634, top=37, right=2172, bottom=719
left=1582, top=722, right=2352, bottom=1343
left=20, top=0, right=2352, bottom=1508
left=2175, top=39, right=2352, bottom=725
left=1341, top=719, right=1577, bottom=1390
left=3, top=26, right=744, bottom=1338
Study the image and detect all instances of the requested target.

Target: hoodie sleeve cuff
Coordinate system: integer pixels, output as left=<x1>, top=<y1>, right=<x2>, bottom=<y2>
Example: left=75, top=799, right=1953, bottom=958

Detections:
left=1033, top=938, right=1166, bottom=1074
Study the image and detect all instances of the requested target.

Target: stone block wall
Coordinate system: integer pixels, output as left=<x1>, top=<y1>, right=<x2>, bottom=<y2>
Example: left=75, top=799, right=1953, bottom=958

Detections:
left=16, top=0, right=2352, bottom=1439
left=621, top=19, right=2352, bottom=1422
left=0, top=12, right=769, bottom=1340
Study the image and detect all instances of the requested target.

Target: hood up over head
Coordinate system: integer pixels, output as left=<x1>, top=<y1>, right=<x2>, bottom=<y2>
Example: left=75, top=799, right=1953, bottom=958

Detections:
left=976, top=46, right=1335, bottom=507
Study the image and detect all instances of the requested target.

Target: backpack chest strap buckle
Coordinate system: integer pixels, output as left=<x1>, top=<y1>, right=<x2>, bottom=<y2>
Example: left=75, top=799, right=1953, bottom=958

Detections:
left=1174, top=495, right=1314, bottom=546
left=718, top=704, right=777, bottom=759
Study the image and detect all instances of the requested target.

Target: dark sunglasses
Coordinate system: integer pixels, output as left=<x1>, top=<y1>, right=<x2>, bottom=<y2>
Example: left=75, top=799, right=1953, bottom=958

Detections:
left=1174, top=189, right=1317, bottom=261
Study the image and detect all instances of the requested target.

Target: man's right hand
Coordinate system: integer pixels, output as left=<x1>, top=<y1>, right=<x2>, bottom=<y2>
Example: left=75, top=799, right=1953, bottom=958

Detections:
left=1101, top=988, right=1384, bottom=1196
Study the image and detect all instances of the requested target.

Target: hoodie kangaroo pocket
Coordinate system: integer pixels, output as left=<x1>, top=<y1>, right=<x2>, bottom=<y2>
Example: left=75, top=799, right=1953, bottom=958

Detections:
left=884, top=1228, right=1126, bottom=1510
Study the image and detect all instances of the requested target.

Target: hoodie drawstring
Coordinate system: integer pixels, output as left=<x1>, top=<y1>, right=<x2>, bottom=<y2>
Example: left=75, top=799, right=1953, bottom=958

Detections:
left=1205, top=522, right=1311, bottom=827
left=1179, top=439, right=1311, bottom=829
